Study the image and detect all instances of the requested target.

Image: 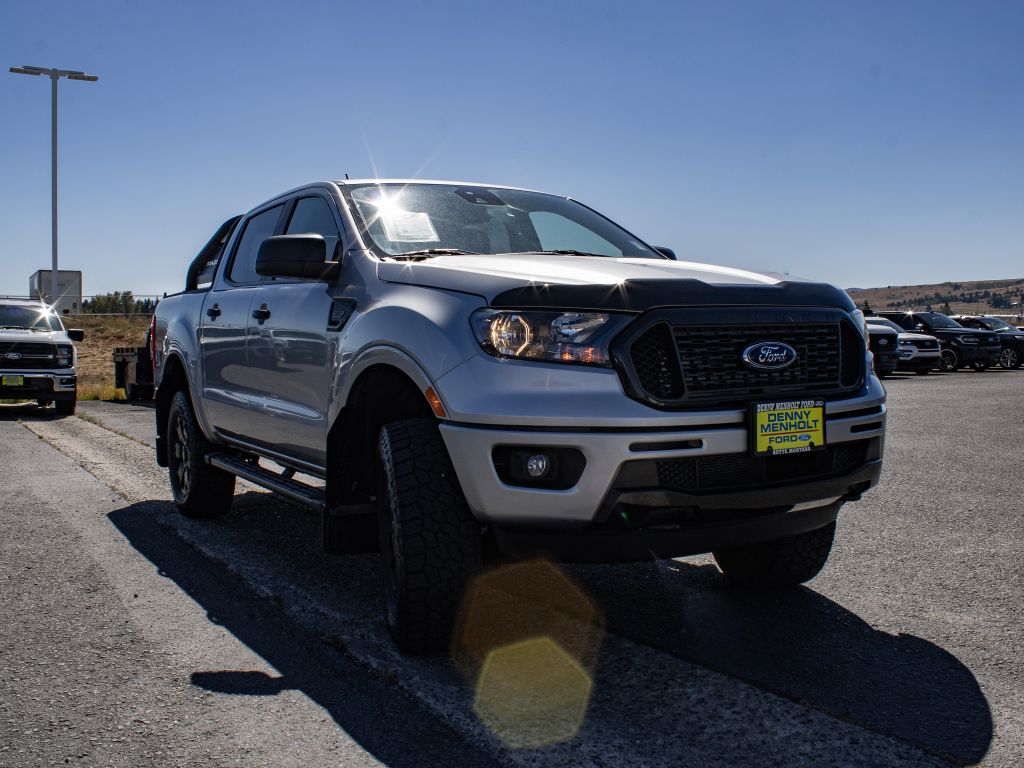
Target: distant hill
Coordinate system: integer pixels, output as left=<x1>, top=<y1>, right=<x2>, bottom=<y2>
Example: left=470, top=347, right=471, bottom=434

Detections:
left=847, top=278, right=1024, bottom=317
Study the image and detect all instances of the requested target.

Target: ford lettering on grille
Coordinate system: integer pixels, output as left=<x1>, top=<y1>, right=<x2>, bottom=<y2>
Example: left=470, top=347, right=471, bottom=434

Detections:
left=741, top=341, right=797, bottom=371
left=4, top=352, right=23, bottom=360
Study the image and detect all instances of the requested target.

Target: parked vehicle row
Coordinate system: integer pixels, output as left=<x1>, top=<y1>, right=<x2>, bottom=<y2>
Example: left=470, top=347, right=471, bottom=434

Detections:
left=867, top=311, right=1019, bottom=374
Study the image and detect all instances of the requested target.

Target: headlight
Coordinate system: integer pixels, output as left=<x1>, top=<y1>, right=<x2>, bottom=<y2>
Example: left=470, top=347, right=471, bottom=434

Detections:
left=1015, top=335, right=1024, bottom=341
left=56, top=344, right=74, bottom=367
left=470, top=309, right=632, bottom=366
left=958, top=335, right=979, bottom=344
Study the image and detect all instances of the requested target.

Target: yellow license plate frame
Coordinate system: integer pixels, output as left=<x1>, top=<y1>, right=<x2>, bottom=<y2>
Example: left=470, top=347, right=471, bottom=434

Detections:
left=753, top=400, right=826, bottom=456
left=2, top=375, right=25, bottom=387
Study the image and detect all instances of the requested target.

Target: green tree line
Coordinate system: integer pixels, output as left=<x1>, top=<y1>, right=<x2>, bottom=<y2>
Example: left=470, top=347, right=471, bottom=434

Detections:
left=80, top=291, right=158, bottom=314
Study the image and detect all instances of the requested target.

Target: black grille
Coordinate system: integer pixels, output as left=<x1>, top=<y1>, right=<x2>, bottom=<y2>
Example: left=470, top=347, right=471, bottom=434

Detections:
left=674, top=323, right=840, bottom=396
left=0, top=342, right=60, bottom=370
left=868, top=334, right=896, bottom=353
left=628, top=323, right=683, bottom=400
left=655, top=440, right=869, bottom=494
left=909, top=339, right=938, bottom=350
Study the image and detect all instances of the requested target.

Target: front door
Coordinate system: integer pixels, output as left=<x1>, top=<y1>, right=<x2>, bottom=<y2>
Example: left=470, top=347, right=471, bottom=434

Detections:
left=242, top=194, right=345, bottom=467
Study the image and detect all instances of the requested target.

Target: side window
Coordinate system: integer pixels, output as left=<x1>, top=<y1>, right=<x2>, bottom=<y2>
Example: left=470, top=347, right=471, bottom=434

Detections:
left=528, top=211, right=621, bottom=256
left=285, top=196, right=342, bottom=259
left=229, top=205, right=284, bottom=284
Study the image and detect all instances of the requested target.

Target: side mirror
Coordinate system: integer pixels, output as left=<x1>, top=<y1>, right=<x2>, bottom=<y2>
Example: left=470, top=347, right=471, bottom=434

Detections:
left=67, top=329, right=85, bottom=342
left=256, top=234, right=340, bottom=281
left=654, top=246, right=677, bottom=260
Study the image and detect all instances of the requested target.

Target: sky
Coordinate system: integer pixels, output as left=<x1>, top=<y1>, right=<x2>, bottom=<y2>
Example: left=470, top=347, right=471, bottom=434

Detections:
left=1, top=0, right=1022, bottom=299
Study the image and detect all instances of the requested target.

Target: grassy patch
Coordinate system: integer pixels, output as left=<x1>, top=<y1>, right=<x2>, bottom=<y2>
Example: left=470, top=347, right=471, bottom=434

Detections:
left=68, top=315, right=151, bottom=400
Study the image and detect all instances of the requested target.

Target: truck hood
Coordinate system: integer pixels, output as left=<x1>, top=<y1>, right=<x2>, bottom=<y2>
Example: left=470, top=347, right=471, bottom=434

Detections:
left=376, top=254, right=855, bottom=312
left=0, top=328, right=68, bottom=344
left=896, top=332, right=938, bottom=342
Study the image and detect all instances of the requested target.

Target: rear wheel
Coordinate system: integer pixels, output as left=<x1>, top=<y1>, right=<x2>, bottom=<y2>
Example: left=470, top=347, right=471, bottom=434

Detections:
left=999, top=348, right=1021, bottom=370
left=939, top=348, right=959, bottom=372
left=167, top=390, right=234, bottom=518
left=377, top=417, right=482, bottom=654
left=714, top=521, right=836, bottom=588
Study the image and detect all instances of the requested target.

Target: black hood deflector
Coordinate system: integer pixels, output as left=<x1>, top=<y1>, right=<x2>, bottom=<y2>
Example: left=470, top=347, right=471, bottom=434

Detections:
left=490, top=279, right=856, bottom=313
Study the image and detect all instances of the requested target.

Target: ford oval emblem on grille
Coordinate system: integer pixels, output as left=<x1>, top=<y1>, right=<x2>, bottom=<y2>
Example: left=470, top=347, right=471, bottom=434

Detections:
left=741, top=341, right=797, bottom=370
left=4, top=352, right=23, bottom=360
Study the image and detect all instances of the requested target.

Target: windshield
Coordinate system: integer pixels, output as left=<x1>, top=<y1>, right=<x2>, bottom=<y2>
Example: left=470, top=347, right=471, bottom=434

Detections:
left=0, top=304, right=62, bottom=331
left=918, top=312, right=963, bottom=329
left=867, top=318, right=904, bottom=332
left=980, top=316, right=1017, bottom=332
left=343, top=183, right=662, bottom=260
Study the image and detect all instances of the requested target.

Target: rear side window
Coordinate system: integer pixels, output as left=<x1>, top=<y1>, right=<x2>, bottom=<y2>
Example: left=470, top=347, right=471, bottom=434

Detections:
left=285, top=197, right=342, bottom=259
left=229, top=205, right=284, bottom=284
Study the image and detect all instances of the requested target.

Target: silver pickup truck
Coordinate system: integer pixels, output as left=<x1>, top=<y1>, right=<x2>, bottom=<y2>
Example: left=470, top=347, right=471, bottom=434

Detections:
left=153, top=179, right=887, bottom=653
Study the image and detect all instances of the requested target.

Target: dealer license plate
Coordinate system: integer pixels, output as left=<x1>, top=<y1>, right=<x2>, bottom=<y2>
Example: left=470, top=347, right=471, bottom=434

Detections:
left=753, top=400, right=826, bottom=456
left=2, top=375, right=25, bottom=387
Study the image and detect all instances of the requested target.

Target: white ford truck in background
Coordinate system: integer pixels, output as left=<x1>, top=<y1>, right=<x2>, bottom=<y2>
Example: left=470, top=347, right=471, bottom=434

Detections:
left=152, top=179, right=887, bottom=653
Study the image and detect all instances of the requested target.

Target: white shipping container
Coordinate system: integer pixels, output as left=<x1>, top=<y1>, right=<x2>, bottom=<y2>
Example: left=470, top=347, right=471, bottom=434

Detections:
left=29, top=270, right=83, bottom=315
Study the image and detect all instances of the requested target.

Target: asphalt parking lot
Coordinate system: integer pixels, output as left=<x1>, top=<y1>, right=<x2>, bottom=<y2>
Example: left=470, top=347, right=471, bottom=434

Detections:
left=2, top=369, right=1021, bottom=767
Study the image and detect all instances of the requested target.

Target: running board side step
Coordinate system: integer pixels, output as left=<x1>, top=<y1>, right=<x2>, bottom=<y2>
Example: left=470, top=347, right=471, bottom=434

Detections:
left=206, top=452, right=379, bottom=555
left=207, top=453, right=326, bottom=510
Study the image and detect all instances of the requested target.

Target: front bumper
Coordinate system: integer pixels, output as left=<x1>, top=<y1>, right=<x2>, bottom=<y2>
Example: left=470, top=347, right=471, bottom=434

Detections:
left=0, top=369, right=76, bottom=399
left=872, top=350, right=899, bottom=374
left=439, top=376, right=886, bottom=528
left=897, top=347, right=940, bottom=371
left=956, top=344, right=1002, bottom=365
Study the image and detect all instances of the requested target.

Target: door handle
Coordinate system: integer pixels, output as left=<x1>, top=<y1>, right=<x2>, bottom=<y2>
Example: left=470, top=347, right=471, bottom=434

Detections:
left=206, top=304, right=221, bottom=319
left=252, top=305, right=271, bottom=321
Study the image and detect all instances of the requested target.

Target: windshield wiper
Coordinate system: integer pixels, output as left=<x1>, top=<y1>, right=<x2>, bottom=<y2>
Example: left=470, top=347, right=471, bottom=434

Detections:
left=387, top=248, right=479, bottom=261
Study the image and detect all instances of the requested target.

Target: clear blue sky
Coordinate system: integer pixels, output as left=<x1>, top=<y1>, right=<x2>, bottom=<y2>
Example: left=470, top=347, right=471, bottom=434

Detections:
left=2, top=0, right=1022, bottom=298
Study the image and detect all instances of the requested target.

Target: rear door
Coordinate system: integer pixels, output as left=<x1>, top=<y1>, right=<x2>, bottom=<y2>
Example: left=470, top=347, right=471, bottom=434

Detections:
left=242, top=193, right=344, bottom=466
left=201, top=203, right=286, bottom=434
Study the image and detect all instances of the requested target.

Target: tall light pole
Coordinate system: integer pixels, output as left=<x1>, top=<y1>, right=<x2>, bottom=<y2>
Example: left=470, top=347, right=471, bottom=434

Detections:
left=9, top=65, right=98, bottom=309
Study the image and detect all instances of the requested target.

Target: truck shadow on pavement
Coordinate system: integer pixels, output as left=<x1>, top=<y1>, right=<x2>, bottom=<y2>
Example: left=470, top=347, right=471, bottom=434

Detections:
left=107, top=495, right=992, bottom=766
left=106, top=497, right=504, bottom=768
left=573, top=558, right=993, bottom=765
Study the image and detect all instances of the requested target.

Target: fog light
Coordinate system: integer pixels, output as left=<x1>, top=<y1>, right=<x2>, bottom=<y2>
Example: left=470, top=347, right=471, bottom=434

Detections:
left=492, top=447, right=587, bottom=490
left=526, top=454, right=550, bottom=478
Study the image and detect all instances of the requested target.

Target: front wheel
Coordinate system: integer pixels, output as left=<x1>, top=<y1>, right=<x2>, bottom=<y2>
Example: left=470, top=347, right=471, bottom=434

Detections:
left=713, top=521, right=836, bottom=588
left=939, top=348, right=960, bottom=372
left=167, top=390, right=235, bottom=518
left=999, top=348, right=1021, bottom=370
left=378, top=417, right=482, bottom=654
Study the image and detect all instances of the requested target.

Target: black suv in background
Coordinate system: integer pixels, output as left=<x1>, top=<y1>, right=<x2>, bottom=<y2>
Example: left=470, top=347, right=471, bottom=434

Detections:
left=876, top=312, right=1002, bottom=372
left=948, top=315, right=1024, bottom=370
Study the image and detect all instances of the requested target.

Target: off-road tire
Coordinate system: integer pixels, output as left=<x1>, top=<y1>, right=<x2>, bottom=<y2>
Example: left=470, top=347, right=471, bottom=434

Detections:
left=939, top=348, right=959, bottom=372
left=999, top=348, right=1020, bottom=370
left=167, top=390, right=234, bottom=518
left=55, top=397, right=76, bottom=416
left=377, top=417, right=482, bottom=654
left=713, top=521, right=836, bottom=588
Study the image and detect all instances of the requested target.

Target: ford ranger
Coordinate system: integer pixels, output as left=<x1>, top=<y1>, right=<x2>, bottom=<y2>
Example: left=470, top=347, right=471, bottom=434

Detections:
left=152, top=180, right=887, bottom=653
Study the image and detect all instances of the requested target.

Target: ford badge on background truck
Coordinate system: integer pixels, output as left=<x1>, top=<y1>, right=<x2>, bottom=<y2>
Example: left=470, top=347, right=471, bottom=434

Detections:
left=152, top=180, right=887, bottom=653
